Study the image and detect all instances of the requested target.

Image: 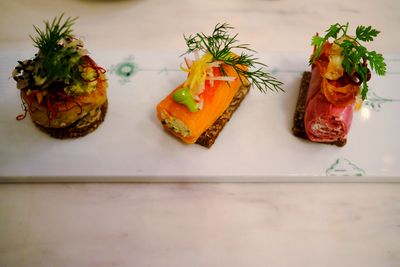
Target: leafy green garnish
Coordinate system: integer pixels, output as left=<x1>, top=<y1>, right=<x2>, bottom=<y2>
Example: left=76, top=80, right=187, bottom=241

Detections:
left=31, top=13, right=77, bottom=54
left=30, top=14, right=85, bottom=90
left=183, top=23, right=283, bottom=93
left=310, top=22, right=386, bottom=99
left=13, top=14, right=104, bottom=97
left=355, top=25, right=380, bottom=42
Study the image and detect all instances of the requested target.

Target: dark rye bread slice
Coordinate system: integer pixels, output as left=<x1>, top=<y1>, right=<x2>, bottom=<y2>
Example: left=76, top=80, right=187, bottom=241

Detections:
left=292, top=71, right=346, bottom=147
left=34, top=100, right=108, bottom=139
left=196, top=82, right=251, bottom=148
left=292, top=71, right=311, bottom=140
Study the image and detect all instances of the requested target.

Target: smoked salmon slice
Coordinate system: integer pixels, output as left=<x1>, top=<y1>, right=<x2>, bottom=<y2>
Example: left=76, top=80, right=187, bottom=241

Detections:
left=156, top=64, right=247, bottom=144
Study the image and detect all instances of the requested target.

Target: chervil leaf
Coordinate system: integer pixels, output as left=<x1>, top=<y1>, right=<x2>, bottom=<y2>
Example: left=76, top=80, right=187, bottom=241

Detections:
left=311, top=35, right=324, bottom=47
left=310, top=23, right=386, bottom=100
left=367, top=51, right=387, bottom=76
left=356, top=25, right=380, bottom=42
left=326, top=23, right=342, bottom=39
left=353, top=63, right=369, bottom=99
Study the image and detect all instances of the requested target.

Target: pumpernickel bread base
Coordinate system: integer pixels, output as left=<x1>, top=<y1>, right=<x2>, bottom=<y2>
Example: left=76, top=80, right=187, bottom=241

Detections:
left=195, top=82, right=251, bottom=148
left=292, top=71, right=346, bottom=147
left=34, top=100, right=108, bottom=139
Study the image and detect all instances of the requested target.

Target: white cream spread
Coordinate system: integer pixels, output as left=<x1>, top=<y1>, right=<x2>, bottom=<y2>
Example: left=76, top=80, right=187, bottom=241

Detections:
left=161, top=111, right=191, bottom=137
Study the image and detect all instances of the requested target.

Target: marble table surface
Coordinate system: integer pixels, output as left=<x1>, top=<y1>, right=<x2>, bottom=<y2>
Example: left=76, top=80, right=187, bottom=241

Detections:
left=1, top=0, right=400, bottom=266
left=1, top=183, right=400, bottom=267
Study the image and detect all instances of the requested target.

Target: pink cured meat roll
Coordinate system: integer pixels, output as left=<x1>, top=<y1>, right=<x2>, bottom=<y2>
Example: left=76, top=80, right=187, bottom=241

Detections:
left=293, top=23, right=386, bottom=146
left=304, top=65, right=353, bottom=144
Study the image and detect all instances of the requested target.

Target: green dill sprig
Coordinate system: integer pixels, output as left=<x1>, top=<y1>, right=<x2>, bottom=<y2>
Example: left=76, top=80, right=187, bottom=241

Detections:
left=29, top=14, right=85, bottom=90
left=31, top=13, right=77, bottom=54
left=310, top=22, right=386, bottom=99
left=183, top=23, right=283, bottom=93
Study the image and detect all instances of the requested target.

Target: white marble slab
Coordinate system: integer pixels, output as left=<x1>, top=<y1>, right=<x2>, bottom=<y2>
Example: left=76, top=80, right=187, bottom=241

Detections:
left=1, top=50, right=399, bottom=182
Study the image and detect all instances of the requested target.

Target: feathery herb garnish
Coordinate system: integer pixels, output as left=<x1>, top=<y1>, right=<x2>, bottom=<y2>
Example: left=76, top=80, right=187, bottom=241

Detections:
left=12, top=14, right=105, bottom=96
left=31, top=13, right=77, bottom=54
left=310, top=23, right=386, bottom=99
left=183, top=23, right=283, bottom=93
left=30, top=14, right=85, bottom=90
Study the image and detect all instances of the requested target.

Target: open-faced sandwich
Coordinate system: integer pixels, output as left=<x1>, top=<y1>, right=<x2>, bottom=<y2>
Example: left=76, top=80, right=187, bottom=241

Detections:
left=12, top=14, right=107, bottom=138
left=293, top=23, right=386, bottom=146
left=156, top=23, right=282, bottom=148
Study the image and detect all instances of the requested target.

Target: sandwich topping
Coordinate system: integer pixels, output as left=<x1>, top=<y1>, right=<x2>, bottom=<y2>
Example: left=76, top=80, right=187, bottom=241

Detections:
left=301, top=23, right=387, bottom=145
left=174, top=23, right=283, bottom=112
left=12, top=14, right=106, bottom=121
left=310, top=23, right=386, bottom=105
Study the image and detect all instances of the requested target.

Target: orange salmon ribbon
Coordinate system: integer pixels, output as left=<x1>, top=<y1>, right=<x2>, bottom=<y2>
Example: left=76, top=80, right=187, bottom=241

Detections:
left=156, top=64, right=246, bottom=144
